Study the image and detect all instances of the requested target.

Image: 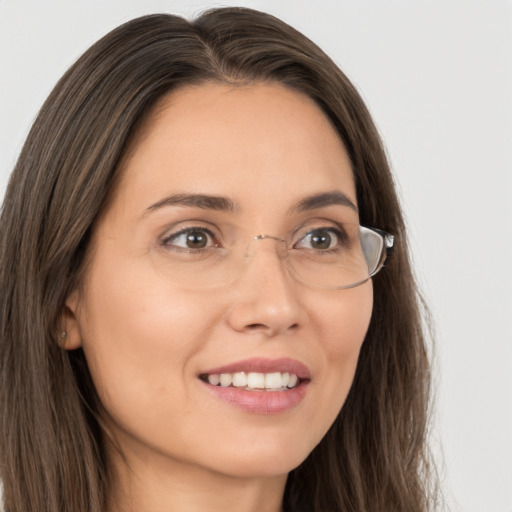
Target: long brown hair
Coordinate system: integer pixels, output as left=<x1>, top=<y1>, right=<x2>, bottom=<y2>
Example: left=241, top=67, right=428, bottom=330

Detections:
left=0, top=8, right=436, bottom=511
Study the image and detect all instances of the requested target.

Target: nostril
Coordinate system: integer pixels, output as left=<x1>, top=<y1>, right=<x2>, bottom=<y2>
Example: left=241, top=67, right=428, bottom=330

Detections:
left=246, top=323, right=266, bottom=331
left=244, top=322, right=300, bottom=334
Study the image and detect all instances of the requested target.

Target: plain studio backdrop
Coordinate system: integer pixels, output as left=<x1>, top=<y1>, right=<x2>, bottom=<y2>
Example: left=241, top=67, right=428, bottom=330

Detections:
left=1, top=1, right=511, bottom=511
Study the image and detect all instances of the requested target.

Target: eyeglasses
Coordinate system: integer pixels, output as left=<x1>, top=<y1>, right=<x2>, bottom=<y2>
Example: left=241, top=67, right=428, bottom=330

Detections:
left=154, top=223, right=394, bottom=290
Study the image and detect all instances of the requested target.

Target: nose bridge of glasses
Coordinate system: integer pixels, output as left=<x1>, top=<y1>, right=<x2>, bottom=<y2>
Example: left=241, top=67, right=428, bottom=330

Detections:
left=244, top=234, right=288, bottom=259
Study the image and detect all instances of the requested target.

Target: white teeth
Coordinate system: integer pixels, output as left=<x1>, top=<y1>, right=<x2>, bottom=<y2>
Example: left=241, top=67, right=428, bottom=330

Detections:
left=204, top=371, right=300, bottom=390
left=264, top=372, right=282, bottom=389
left=232, top=372, right=247, bottom=387
left=219, top=374, right=232, bottom=387
left=247, top=372, right=265, bottom=389
left=208, top=374, right=220, bottom=386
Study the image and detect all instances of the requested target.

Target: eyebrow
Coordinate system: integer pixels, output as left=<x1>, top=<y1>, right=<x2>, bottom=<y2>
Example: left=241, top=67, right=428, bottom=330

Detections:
left=144, top=193, right=238, bottom=215
left=143, top=190, right=357, bottom=217
left=291, top=191, right=358, bottom=213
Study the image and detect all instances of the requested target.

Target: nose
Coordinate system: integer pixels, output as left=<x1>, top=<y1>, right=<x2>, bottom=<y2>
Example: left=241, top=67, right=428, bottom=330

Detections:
left=226, top=236, right=308, bottom=337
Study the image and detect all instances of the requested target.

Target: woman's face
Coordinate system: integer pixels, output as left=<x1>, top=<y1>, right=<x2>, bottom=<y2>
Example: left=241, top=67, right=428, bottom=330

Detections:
left=66, top=83, right=373, bottom=480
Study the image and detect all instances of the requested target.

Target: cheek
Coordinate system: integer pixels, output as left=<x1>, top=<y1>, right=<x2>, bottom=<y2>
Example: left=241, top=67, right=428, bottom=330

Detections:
left=75, top=263, right=218, bottom=419
left=310, top=283, right=373, bottom=421
left=317, top=281, right=373, bottom=355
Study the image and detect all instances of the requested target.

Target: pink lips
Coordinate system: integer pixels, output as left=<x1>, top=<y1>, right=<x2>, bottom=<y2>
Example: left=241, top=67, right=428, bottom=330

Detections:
left=199, top=357, right=310, bottom=414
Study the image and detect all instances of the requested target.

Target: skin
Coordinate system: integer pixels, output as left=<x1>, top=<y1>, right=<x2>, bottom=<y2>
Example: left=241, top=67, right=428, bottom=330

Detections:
left=64, top=82, right=373, bottom=512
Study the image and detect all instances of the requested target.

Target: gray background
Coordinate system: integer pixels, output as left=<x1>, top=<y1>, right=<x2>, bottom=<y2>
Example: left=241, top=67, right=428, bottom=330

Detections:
left=1, top=1, right=511, bottom=511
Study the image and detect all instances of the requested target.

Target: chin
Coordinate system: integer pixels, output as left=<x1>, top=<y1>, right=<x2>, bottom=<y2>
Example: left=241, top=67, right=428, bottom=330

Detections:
left=200, top=435, right=316, bottom=479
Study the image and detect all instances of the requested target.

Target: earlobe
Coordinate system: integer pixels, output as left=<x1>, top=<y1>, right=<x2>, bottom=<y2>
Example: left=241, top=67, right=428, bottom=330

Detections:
left=59, top=290, right=83, bottom=350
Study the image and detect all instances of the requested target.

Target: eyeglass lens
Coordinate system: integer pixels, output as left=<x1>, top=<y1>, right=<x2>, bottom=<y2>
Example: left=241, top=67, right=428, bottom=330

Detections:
left=151, top=224, right=391, bottom=290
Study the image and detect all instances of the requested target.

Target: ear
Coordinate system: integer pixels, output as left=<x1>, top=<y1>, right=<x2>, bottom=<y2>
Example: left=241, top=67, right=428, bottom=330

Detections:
left=59, top=289, right=83, bottom=350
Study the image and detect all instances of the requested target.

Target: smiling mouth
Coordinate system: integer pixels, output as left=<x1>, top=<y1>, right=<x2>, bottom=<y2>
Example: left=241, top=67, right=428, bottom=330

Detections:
left=199, top=371, right=302, bottom=391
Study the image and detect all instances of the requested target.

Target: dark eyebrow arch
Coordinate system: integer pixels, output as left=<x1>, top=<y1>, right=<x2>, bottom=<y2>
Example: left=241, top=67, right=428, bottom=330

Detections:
left=291, top=191, right=358, bottom=213
left=144, top=193, right=239, bottom=216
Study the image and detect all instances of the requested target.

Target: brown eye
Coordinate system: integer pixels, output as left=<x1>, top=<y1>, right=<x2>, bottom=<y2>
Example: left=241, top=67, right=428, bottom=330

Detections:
left=295, top=228, right=343, bottom=251
left=162, top=228, right=218, bottom=251
left=309, top=230, right=332, bottom=250
left=184, top=230, right=209, bottom=249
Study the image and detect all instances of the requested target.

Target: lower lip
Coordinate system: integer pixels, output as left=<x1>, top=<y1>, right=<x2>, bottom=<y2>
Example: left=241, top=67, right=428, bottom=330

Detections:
left=202, top=381, right=309, bottom=414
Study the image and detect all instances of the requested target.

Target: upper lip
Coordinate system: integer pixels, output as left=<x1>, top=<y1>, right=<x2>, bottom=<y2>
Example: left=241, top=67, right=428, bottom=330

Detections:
left=200, top=357, right=311, bottom=379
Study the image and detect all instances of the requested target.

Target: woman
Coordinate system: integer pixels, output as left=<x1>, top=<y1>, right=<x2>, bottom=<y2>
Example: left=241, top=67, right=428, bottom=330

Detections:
left=0, top=7, right=435, bottom=512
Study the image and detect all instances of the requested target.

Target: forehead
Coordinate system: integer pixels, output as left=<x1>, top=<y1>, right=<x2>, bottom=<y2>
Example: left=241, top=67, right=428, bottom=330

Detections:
left=112, top=82, right=356, bottom=219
